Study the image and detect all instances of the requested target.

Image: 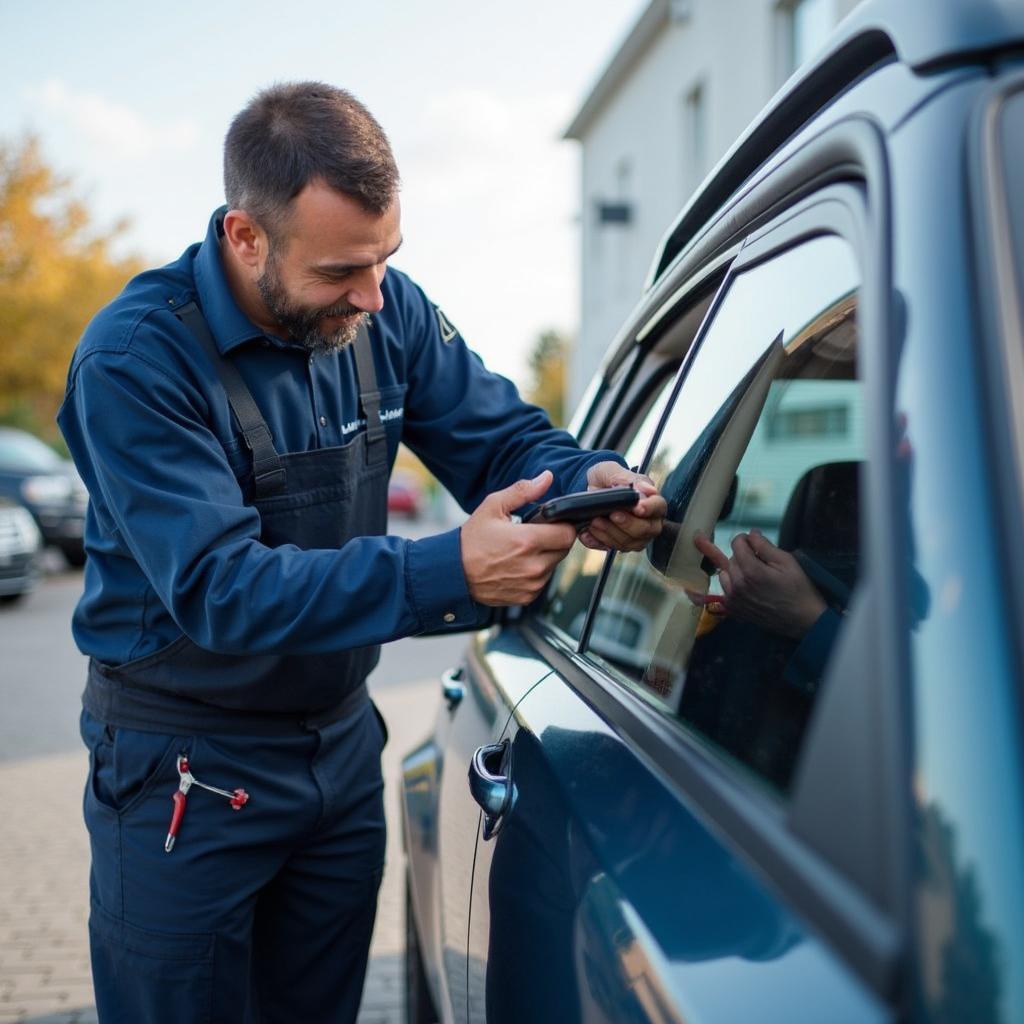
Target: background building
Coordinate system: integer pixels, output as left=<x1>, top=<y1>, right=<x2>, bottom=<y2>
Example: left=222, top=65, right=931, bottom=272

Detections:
left=565, top=0, right=861, bottom=406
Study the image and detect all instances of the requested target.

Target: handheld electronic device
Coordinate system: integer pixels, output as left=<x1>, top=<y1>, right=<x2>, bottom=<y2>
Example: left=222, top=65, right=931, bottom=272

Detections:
left=522, top=486, right=639, bottom=526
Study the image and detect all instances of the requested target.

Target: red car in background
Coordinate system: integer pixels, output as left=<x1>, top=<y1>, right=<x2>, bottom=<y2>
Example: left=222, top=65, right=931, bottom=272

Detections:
left=387, top=471, right=422, bottom=520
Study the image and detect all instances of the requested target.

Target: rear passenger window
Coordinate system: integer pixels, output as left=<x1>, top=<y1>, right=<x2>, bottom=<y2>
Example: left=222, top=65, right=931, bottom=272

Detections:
left=586, top=235, right=861, bottom=794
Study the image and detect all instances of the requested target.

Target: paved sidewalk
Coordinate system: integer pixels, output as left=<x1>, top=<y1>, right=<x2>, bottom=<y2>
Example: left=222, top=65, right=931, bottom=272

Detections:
left=0, top=678, right=440, bottom=1023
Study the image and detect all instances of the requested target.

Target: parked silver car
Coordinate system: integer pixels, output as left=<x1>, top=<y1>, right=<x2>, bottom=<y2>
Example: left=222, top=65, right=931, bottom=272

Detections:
left=0, top=427, right=88, bottom=567
left=0, top=497, right=42, bottom=604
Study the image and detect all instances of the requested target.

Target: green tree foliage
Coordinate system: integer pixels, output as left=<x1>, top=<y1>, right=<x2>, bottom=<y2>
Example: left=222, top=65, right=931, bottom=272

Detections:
left=0, top=135, right=142, bottom=440
left=526, top=328, right=570, bottom=427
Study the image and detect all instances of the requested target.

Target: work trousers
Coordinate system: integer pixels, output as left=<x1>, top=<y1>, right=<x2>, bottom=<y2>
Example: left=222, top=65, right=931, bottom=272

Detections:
left=80, top=699, right=387, bottom=1023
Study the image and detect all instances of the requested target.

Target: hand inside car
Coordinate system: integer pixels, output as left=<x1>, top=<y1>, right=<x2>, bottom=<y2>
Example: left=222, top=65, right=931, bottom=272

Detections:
left=579, top=461, right=667, bottom=552
left=461, top=471, right=578, bottom=606
left=693, top=529, right=827, bottom=639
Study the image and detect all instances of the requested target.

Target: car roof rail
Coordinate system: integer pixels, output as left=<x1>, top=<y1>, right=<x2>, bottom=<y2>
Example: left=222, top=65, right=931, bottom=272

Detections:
left=650, top=0, right=1024, bottom=283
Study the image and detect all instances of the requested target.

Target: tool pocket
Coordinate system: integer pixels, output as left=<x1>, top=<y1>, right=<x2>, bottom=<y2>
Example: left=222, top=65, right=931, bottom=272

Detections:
left=89, top=899, right=215, bottom=1023
left=81, top=710, right=184, bottom=818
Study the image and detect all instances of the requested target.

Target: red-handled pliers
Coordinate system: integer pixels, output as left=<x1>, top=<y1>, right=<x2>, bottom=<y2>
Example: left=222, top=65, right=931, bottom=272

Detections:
left=165, top=755, right=249, bottom=853
left=165, top=760, right=193, bottom=853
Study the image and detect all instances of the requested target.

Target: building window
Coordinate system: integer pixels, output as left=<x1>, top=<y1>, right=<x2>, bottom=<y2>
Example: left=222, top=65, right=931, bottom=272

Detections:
left=767, top=403, right=849, bottom=440
left=779, top=0, right=836, bottom=79
left=681, top=82, right=707, bottom=200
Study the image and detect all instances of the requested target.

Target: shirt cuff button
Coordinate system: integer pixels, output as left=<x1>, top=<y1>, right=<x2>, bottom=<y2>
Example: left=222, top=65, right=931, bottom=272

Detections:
left=443, top=612, right=456, bottom=624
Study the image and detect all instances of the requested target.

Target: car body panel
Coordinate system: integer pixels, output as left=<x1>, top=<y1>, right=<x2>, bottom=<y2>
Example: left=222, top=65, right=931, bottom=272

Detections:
left=834, top=0, right=1024, bottom=71
left=402, top=8, right=1024, bottom=1022
left=401, top=627, right=552, bottom=1023
left=884, top=69, right=1024, bottom=1022
left=467, top=673, right=888, bottom=1023
left=608, top=58, right=986, bottom=388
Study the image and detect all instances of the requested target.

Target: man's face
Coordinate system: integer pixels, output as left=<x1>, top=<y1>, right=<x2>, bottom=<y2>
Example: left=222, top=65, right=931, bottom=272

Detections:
left=255, top=182, right=402, bottom=354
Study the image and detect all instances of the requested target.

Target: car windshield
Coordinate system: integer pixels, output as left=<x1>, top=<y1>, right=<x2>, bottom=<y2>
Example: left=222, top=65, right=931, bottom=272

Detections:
left=0, top=431, right=64, bottom=473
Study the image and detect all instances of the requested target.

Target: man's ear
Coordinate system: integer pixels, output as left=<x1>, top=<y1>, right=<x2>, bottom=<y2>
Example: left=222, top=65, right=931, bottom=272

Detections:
left=222, top=209, right=266, bottom=270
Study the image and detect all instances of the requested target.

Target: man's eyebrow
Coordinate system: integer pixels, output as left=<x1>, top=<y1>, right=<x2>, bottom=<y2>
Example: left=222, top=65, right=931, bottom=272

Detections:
left=313, top=237, right=403, bottom=275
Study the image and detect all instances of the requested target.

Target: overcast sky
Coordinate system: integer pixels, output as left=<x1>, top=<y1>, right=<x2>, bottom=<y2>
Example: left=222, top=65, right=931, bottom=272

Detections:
left=1, top=0, right=647, bottom=386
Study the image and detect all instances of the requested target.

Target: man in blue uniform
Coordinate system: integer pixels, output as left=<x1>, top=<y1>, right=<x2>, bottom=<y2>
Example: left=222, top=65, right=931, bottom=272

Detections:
left=59, top=81, right=665, bottom=1022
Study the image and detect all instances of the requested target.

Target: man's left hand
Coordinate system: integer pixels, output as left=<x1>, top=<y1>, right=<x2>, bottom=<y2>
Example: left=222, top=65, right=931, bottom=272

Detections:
left=580, top=461, right=666, bottom=552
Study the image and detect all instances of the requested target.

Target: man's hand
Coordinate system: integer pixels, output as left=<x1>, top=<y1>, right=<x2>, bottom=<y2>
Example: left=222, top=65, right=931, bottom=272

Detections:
left=693, top=529, right=826, bottom=638
left=461, top=471, right=578, bottom=606
left=580, top=461, right=667, bottom=553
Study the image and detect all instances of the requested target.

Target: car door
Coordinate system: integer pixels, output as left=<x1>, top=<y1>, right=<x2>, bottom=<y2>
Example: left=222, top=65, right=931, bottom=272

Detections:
left=463, top=191, right=905, bottom=1021
left=403, top=624, right=554, bottom=1024
left=463, top=355, right=683, bottom=1022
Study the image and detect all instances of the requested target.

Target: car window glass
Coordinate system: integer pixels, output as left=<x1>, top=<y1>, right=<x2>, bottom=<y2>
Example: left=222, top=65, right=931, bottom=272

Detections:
left=539, top=380, right=675, bottom=645
left=586, top=235, right=862, bottom=794
left=0, top=431, right=63, bottom=473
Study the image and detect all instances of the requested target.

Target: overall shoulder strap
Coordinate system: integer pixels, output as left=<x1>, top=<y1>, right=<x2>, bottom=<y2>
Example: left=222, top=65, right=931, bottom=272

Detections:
left=350, top=320, right=388, bottom=468
left=174, top=301, right=286, bottom=497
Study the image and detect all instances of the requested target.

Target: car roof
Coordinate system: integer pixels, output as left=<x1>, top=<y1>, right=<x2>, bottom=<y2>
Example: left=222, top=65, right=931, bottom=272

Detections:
left=650, top=0, right=1024, bottom=283
left=843, top=0, right=1024, bottom=71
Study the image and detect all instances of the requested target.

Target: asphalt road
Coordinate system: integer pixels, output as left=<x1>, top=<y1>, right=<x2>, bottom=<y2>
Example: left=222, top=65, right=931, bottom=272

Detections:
left=0, top=514, right=469, bottom=763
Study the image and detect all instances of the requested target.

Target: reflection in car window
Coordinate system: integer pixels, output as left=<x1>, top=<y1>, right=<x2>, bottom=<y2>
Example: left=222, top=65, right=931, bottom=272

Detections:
left=586, top=235, right=862, bottom=794
left=540, top=381, right=674, bottom=644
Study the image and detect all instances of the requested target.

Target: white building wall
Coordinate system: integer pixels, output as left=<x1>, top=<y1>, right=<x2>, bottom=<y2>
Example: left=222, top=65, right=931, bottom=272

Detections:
left=569, top=0, right=860, bottom=408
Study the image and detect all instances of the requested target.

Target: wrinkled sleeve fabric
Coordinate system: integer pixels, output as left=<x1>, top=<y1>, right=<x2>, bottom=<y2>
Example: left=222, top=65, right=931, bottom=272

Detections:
left=784, top=608, right=842, bottom=695
left=396, top=282, right=625, bottom=513
left=60, top=349, right=477, bottom=656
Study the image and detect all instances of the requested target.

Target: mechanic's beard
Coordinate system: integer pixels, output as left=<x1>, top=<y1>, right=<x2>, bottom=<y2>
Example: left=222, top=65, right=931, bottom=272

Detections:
left=256, top=257, right=367, bottom=354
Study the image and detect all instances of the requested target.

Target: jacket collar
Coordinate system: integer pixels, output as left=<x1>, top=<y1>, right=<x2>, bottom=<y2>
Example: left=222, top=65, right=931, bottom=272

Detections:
left=192, top=207, right=279, bottom=355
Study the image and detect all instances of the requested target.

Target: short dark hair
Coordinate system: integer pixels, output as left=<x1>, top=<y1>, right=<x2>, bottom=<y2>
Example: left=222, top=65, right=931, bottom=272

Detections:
left=224, top=81, right=399, bottom=239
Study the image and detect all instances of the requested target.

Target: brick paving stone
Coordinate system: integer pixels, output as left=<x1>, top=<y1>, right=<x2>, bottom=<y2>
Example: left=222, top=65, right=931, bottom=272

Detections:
left=356, top=679, right=442, bottom=1023
left=1, top=677, right=440, bottom=1024
left=23, top=1013, right=96, bottom=1024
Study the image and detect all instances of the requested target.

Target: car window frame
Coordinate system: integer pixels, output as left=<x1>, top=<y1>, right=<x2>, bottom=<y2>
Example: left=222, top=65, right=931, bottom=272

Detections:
left=522, top=134, right=908, bottom=1002
left=583, top=228, right=865, bottom=735
left=969, top=66, right=1024, bottom=705
left=531, top=260, right=733, bottom=654
left=574, top=253, right=733, bottom=458
left=535, top=361, right=680, bottom=654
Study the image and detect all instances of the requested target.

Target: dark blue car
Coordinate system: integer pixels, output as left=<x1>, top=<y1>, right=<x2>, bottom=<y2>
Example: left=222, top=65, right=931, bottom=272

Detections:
left=0, top=427, right=88, bottom=567
left=402, top=1, right=1024, bottom=1020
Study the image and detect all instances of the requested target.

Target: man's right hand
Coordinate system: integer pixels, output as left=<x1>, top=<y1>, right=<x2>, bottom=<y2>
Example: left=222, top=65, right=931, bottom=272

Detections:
left=461, top=470, right=578, bottom=606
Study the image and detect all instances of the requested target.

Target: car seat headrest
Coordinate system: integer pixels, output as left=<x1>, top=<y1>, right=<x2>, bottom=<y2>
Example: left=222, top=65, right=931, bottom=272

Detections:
left=777, top=461, right=860, bottom=557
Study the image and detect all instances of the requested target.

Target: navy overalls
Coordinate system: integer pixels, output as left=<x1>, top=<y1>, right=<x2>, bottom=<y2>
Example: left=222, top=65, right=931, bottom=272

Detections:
left=80, top=302, right=389, bottom=1023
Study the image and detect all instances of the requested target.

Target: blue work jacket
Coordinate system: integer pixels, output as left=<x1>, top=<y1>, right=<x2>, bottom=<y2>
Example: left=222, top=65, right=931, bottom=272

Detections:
left=58, top=209, right=620, bottom=666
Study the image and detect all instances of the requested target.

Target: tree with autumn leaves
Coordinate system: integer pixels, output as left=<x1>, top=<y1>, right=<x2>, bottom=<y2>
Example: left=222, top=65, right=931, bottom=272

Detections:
left=525, top=328, right=570, bottom=427
left=0, top=133, right=573, bottom=447
left=0, top=136, right=142, bottom=443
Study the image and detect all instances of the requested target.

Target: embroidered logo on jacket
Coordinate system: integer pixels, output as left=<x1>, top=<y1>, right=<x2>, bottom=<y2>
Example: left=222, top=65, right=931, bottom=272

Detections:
left=434, top=306, right=458, bottom=343
left=341, top=407, right=404, bottom=436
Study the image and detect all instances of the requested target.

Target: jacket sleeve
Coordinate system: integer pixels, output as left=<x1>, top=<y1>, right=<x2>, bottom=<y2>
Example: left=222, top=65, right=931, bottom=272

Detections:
left=397, top=282, right=625, bottom=512
left=59, top=350, right=478, bottom=655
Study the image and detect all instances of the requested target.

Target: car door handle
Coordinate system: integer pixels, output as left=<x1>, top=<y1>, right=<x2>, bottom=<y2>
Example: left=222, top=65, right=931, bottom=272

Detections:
left=441, top=666, right=465, bottom=711
left=468, top=740, right=515, bottom=841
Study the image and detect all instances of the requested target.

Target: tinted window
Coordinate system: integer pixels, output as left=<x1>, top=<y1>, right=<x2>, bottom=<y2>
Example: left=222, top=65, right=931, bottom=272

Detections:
left=540, top=380, right=674, bottom=644
left=587, top=235, right=861, bottom=794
